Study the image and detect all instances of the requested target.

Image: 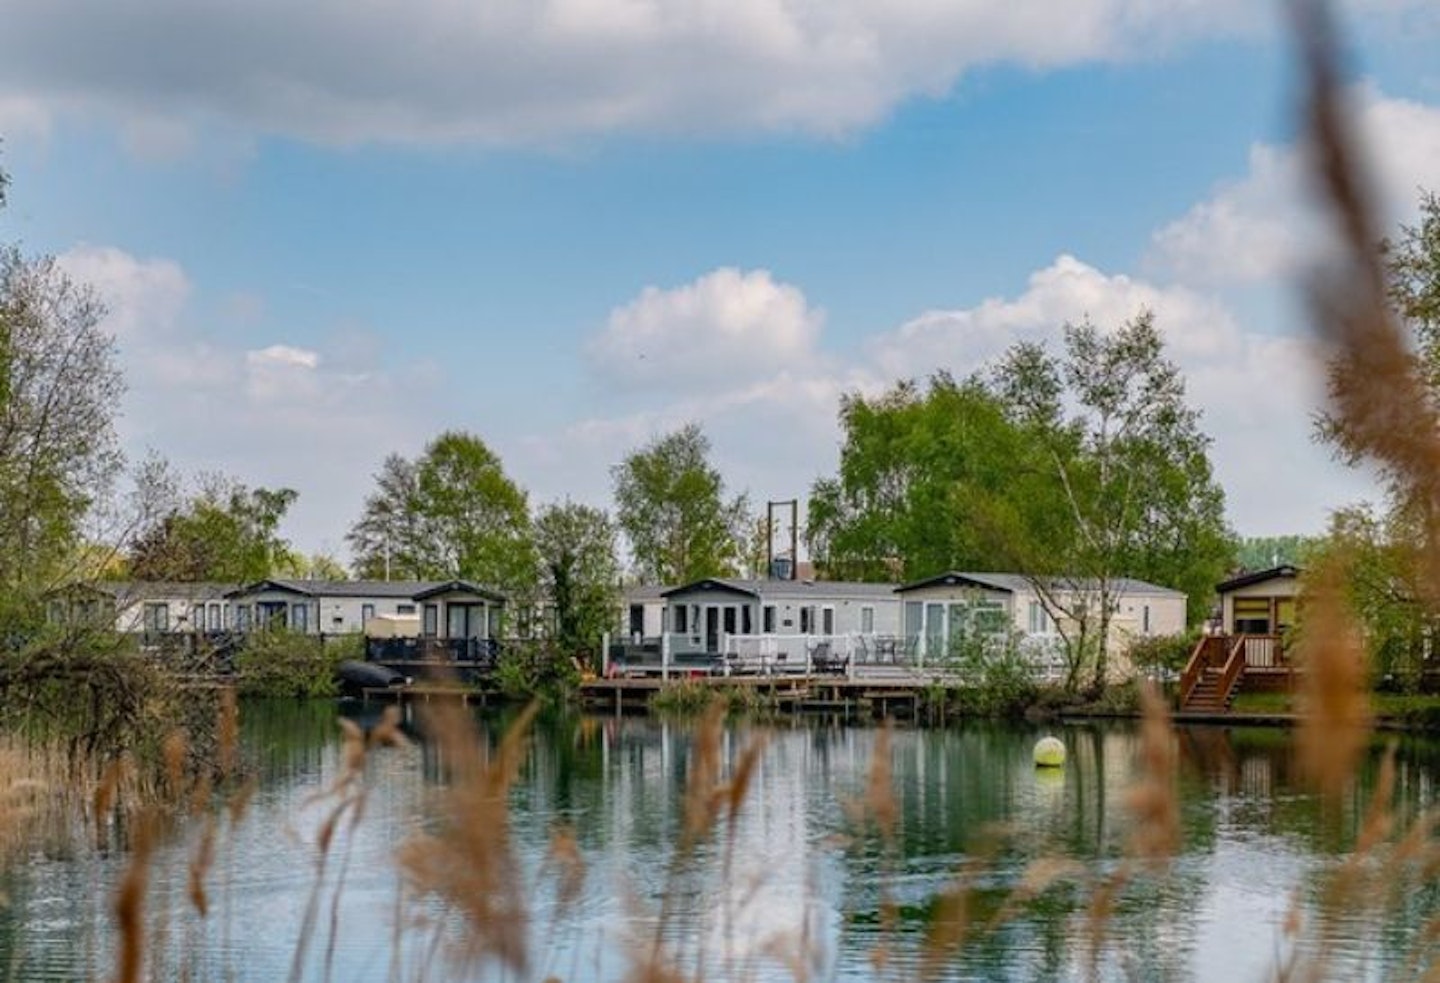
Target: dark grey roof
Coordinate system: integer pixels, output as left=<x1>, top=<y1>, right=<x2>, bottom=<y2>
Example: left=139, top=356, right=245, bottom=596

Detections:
left=228, top=579, right=445, bottom=599
left=896, top=571, right=1185, bottom=598
left=1216, top=565, right=1301, bottom=594
left=63, top=581, right=241, bottom=602
left=621, top=583, right=668, bottom=603
left=660, top=577, right=901, bottom=600
left=411, top=579, right=506, bottom=603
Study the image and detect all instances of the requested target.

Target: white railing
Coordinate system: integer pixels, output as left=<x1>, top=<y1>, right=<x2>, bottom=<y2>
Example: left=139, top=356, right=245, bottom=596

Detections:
left=719, top=633, right=855, bottom=676
left=1241, top=635, right=1281, bottom=669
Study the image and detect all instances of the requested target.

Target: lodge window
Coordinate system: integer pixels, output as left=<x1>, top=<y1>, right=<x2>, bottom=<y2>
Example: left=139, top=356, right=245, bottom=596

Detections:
left=207, top=603, right=223, bottom=631
left=629, top=604, right=644, bottom=636
left=763, top=605, right=776, bottom=633
left=821, top=607, right=835, bottom=636
left=1028, top=601, right=1051, bottom=634
left=397, top=604, right=416, bottom=616
left=741, top=606, right=753, bottom=634
left=143, top=603, right=170, bottom=633
left=673, top=605, right=688, bottom=634
left=1233, top=598, right=1271, bottom=635
left=362, top=603, right=375, bottom=626
left=291, top=603, right=309, bottom=633
left=800, top=606, right=815, bottom=634
left=235, top=605, right=252, bottom=631
left=860, top=606, right=875, bottom=634
left=422, top=604, right=439, bottom=637
left=723, top=607, right=737, bottom=636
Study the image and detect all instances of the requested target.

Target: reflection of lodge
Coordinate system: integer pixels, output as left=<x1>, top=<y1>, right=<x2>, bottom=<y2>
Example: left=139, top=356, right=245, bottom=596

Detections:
left=1180, top=566, right=1300, bottom=713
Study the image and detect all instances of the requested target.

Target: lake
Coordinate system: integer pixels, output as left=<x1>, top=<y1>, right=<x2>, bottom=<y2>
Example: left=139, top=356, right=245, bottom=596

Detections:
left=2, top=699, right=1437, bottom=982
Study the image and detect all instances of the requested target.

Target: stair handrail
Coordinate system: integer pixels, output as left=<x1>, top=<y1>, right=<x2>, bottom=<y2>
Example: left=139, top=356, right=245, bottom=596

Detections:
left=1179, top=634, right=1220, bottom=706
left=1214, top=634, right=1248, bottom=708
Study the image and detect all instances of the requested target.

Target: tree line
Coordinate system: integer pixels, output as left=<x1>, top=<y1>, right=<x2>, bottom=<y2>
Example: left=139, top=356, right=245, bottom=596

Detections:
left=18, top=159, right=1435, bottom=678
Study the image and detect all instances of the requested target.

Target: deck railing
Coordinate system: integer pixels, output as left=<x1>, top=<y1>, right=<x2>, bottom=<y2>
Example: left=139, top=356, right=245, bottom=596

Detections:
left=1240, top=634, right=1284, bottom=669
left=1179, top=635, right=1228, bottom=706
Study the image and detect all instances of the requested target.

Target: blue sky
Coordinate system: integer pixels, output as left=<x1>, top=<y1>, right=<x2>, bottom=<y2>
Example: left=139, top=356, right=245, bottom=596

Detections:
left=2, top=1, right=1438, bottom=564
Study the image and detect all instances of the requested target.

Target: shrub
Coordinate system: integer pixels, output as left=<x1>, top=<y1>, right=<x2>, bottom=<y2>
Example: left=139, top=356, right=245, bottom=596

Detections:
left=233, top=629, right=346, bottom=698
left=493, top=638, right=579, bottom=704
left=1126, top=632, right=1197, bottom=680
left=951, top=630, right=1039, bottom=718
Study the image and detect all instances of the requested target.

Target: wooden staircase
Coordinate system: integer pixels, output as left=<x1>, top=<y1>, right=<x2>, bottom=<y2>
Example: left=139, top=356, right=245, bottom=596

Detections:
left=1183, top=666, right=1237, bottom=713
left=1178, top=635, right=1248, bottom=714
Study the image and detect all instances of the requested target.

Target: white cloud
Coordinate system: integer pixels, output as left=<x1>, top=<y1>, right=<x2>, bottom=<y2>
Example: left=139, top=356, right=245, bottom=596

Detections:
left=545, top=252, right=1379, bottom=541
left=1150, top=85, right=1440, bottom=284
left=0, top=0, right=1341, bottom=149
left=588, top=267, right=824, bottom=392
left=58, top=243, right=448, bottom=558
left=870, top=254, right=1241, bottom=380
left=56, top=245, right=190, bottom=342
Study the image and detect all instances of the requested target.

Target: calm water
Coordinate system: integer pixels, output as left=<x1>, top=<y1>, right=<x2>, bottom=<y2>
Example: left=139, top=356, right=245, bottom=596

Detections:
left=3, top=701, right=1439, bottom=982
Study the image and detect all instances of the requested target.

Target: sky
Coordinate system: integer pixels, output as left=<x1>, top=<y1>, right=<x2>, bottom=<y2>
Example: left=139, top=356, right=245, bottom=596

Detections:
left=1, top=0, right=1439, bottom=565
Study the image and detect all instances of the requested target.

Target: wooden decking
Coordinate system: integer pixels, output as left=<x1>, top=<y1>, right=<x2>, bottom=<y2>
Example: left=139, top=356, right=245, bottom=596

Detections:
left=1179, top=633, right=1292, bottom=713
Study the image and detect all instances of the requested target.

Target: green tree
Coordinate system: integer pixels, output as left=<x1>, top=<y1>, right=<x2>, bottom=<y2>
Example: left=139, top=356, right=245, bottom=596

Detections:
left=346, top=452, right=425, bottom=579
left=1312, top=189, right=1440, bottom=679
left=611, top=424, right=747, bottom=584
left=806, top=374, right=1036, bottom=581
left=533, top=500, right=619, bottom=658
left=348, top=431, right=536, bottom=590
left=1308, top=505, right=1429, bottom=691
left=0, top=247, right=125, bottom=618
left=989, top=311, right=1233, bottom=690
left=1233, top=535, right=1320, bottom=572
left=126, top=472, right=298, bottom=582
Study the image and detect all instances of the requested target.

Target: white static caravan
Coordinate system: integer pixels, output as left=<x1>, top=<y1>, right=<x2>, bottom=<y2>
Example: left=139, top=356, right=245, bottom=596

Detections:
left=226, top=579, right=436, bottom=635
left=659, top=578, right=901, bottom=654
left=894, top=571, right=1188, bottom=671
left=412, top=580, right=506, bottom=643
left=619, top=584, right=667, bottom=641
left=48, top=581, right=238, bottom=635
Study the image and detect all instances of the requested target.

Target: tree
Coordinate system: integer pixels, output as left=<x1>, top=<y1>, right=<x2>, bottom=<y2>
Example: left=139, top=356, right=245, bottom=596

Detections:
left=1308, top=505, right=1430, bottom=691
left=1313, top=189, right=1440, bottom=673
left=533, top=500, right=619, bottom=657
left=989, top=311, right=1233, bottom=690
left=611, top=424, right=748, bottom=584
left=1233, top=535, right=1320, bottom=572
left=0, top=247, right=125, bottom=615
left=126, top=470, right=299, bottom=582
left=806, top=375, right=1035, bottom=581
left=347, top=431, right=535, bottom=590
left=346, top=453, right=426, bottom=580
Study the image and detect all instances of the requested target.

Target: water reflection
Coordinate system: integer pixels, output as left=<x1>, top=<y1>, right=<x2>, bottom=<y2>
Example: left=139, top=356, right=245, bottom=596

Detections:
left=1, top=706, right=1437, bottom=981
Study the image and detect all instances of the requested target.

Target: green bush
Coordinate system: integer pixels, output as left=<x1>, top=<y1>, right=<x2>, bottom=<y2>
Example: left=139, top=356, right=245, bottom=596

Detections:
left=493, top=639, right=579, bottom=704
left=1126, top=632, right=1197, bottom=679
left=233, top=629, right=347, bottom=698
left=951, top=631, right=1039, bottom=718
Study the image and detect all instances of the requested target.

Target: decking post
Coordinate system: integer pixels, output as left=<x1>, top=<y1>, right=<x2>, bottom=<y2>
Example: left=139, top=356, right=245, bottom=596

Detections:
left=601, top=631, right=611, bottom=678
left=662, top=632, right=671, bottom=682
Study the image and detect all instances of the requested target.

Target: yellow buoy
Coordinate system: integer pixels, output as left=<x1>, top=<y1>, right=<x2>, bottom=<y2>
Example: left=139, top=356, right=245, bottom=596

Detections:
left=1033, top=736, right=1066, bottom=768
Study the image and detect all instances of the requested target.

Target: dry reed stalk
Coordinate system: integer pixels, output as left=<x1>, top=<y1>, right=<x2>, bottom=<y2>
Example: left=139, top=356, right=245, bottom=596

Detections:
left=396, top=700, right=537, bottom=979
left=1294, top=557, right=1372, bottom=801
left=113, top=811, right=157, bottom=983
left=1125, top=683, right=1179, bottom=863
left=1294, top=3, right=1440, bottom=602
left=217, top=687, right=239, bottom=781
left=286, top=707, right=406, bottom=983
left=187, top=813, right=218, bottom=918
left=681, top=701, right=726, bottom=851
